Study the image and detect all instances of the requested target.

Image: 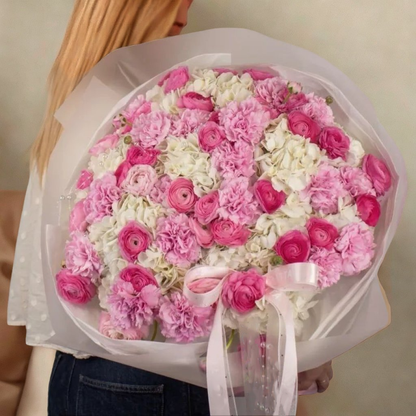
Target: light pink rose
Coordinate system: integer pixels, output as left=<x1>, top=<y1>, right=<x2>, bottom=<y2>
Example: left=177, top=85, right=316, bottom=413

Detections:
left=243, top=68, right=275, bottom=81
left=356, top=195, right=381, bottom=227
left=76, top=169, right=93, bottom=190
left=306, top=217, right=339, bottom=249
left=198, top=121, right=226, bottom=152
left=149, top=175, right=172, bottom=206
left=118, top=221, right=152, bottom=263
left=119, top=264, right=158, bottom=291
left=194, top=191, right=219, bottom=225
left=218, top=177, right=260, bottom=225
left=254, top=180, right=286, bottom=214
left=131, top=111, right=171, bottom=148
left=177, top=92, right=214, bottom=112
left=69, top=199, right=88, bottom=233
left=362, top=154, right=392, bottom=196
left=89, top=134, right=119, bottom=156
left=298, top=93, right=334, bottom=127
left=219, top=97, right=271, bottom=145
left=318, top=126, right=350, bottom=160
left=163, top=66, right=190, bottom=93
left=340, top=166, right=375, bottom=198
left=214, top=68, right=239, bottom=75
left=167, top=178, right=198, bottom=213
left=155, top=214, right=200, bottom=267
left=56, top=269, right=96, bottom=304
left=127, top=146, right=160, bottom=166
left=170, top=109, right=210, bottom=137
left=211, top=219, right=250, bottom=247
left=122, top=165, right=158, bottom=197
left=221, top=270, right=265, bottom=314
left=309, top=248, right=343, bottom=289
left=189, top=218, right=214, bottom=248
left=274, top=230, right=311, bottom=264
left=99, top=312, right=149, bottom=340
left=287, top=111, right=321, bottom=143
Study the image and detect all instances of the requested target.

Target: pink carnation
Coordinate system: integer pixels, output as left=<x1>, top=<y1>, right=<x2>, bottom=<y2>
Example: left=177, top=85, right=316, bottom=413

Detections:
left=340, top=166, right=375, bottom=198
left=99, top=312, right=150, bottom=340
left=149, top=175, right=172, bottom=206
left=76, top=169, right=93, bottom=190
left=69, top=199, right=88, bottom=233
left=298, top=93, right=335, bottom=127
left=123, top=95, right=152, bottom=123
left=170, top=109, right=210, bottom=137
left=334, top=223, right=375, bottom=275
left=122, top=165, right=158, bottom=197
left=155, top=214, right=200, bottom=267
left=89, top=134, right=119, bottom=156
left=56, top=269, right=96, bottom=304
left=131, top=111, right=171, bottom=148
left=309, top=248, right=343, bottom=289
left=255, top=77, right=287, bottom=106
left=118, top=222, right=152, bottom=263
left=194, top=191, right=219, bottom=225
left=163, top=66, right=190, bottom=94
left=158, top=292, right=214, bottom=343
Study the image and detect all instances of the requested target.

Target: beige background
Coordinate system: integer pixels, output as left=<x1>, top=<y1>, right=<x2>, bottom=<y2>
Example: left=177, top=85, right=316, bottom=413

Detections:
left=0, top=0, right=415, bottom=415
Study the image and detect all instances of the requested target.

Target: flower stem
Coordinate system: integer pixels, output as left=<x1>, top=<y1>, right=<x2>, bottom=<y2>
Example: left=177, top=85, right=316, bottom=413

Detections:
left=226, top=329, right=236, bottom=350
left=151, top=322, right=158, bottom=341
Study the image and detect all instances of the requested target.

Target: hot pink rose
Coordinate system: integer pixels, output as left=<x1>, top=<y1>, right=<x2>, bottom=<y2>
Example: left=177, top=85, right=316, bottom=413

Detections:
left=198, top=121, right=226, bottom=152
left=274, top=230, right=311, bottom=264
left=298, top=93, right=334, bottom=127
left=89, top=133, right=119, bottom=156
left=287, top=111, right=321, bottom=143
left=99, top=312, right=149, bottom=340
left=318, top=126, right=350, bottom=160
left=127, top=146, right=160, bottom=166
left=211, top=219, right=250, bottom=247
left=149, top=175, right=172, bottom=206
left=362, top=154, right=392, bottom=196
left=69, top=199, right=88, bottom=233
left=119, top=264, right=158, bottom=292
left=122, top=165, right=158, bottom=197
left=243, top=68, right=275, bottom=81
left=177, top=92, right=214, bottom=112
left=163, top=66, right=190, bottom=93
left=194, top=191, right=219, bottom=225
left=118, top=221, right=152, bottom=263
left=254, top=180, right=286, bottom=214
left=189, top=218, right=214, bottom=248
left=56, top=269, right=96, bottom=304
left=76, top=169, right=93, bottom=190
left=309, top=248, right=343, bottom=289
left=340, top=166, right=375, bottom=198
left=170, top=109, right=210, bottom=137
left=222, top=270, right=265, bottom=314
left=167, top=178, right=198, bottom=213
left=306, top=217, right=339, bottom=249
left=114, top=161, right=132, bottom=187
left=131, top=111, right=171, bottom=148
left=356, top=195, right=381, bottom=227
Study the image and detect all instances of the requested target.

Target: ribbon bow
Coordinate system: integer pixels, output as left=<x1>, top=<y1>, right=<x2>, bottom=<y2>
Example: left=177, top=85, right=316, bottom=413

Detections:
left=183, top=263, right=319, bottom=416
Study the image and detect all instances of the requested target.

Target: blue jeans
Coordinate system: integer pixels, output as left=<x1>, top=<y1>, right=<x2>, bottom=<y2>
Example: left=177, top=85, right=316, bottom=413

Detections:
left=48, top=351, right=210, bottom=416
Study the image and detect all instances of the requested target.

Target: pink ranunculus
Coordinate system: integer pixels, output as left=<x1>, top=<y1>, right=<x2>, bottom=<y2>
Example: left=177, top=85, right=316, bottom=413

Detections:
left=170, top=109, right=210, bottom=137
left=122, top=165, right=158, bottom=197
left=69, top=199, right=88, bottom=233
left=119, top=264, right=158, bottom=291
left=218, top=177, right=260, bottom=225
left=306, top=217, right=339, bottom=249
left=198, top=121, right=226, bottom=153
left=298, top=93, right=334, bottom=127
left=318, top=126, right=350, bottom=160
left=177, top=92, right=214, bottom=112
left=84, top=173, right=121, bottom=223
left=211, top=219, right=250, bottom=247
left=356, top=195, right=381, bottom=227
left=194, top=191, right=219, bottom=225
left=149, top=175, right=172, bottom=206
left=124, top=95, right=152, bottom=123
left=164, top=66, right=190, bottom=94
left=167, top=178, right=198, bottom=213
left=158, top=292, right=214, bottom=343
left=89, top=133, right=119, bottom=156
left=76, top=169, right=93, bottom=190
left=362, top=154, right=392, bottom=196
left=213, top=68, right=239, bottom=75
left=118, top=221, right=152, bottom=263
left=131, top=111, right=171, bottom=148
left=211, top=140, right=255, bottom=179
left=188, top=278, right=222, bottom=294
left=274, top=230, right=311, bottom=264
left=127, top=146, right=160, bottom=166
left=65, top=232, right=102, bottom=278
left=340, top=166, right=375, bottom=198
left=221, top=270, right=265, bottom=314
left=309, top=248, right=343, bottom=289
left=219, top=97, right=271, bottom=145
left=114, top=161, right=132, bottom=187
left=243, top=68, right=275, bottom=81
left=155, top=214, right=200, bottom=267
left=189, top=218, right=214, bottom=248
left=254, top=180, right=286, bottom=214
left=99, top=312, right=149, bottom=340
left=287, top=111, right=321, bottom=143
left=56, top=269, right=96, bottom=304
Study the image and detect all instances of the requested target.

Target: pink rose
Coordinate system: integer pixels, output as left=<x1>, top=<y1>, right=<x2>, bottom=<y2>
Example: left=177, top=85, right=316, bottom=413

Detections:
left=99, top=312, right=149, bottom=340
left=221, top=270, right=265, bottom=314
left=127, top=146, right=160, bottom=166
left=69, top=199, right=88, bottom=233
left=274, top=230, right=311, bottom=264
left=306, top=217, right=339, bottom=249
left=118, top=221, right=152, bottom=263
left=119, top=264, right=158, bottom=292
left=254, top=180, right=286, bottom=214
left=76, top=169, right=93, bottom=190
left=114, top=161, right=132, bottom=187
left=243, top=68, right=275, bottom=81
left=356, top=195, right=381, bottom=227
left=167, top=178, right=198, bottom=213
left=177, top=92, right=214, bottom=112
left=340, top=166, right=375, bottom=198
left=298, top=93, right=334, bottom=127
left=287, top=111, right=321, bottom=143
left=318, top=126, right=350, bottom=160
left=163, top=66, right=190, bottom=93
left=309, top=248, right=343, bottom=289
left=211, top=219, right=250, bottom=247
left=131, top=111, right=171, bottom=148
left=198, top=121, right=226, bottom=152
left=89, top=133, right=119, bottom=156
left=194, top=191, right=219, bottom=225
left=56, top=269, right=96, bottom=304
left=149, top=175, right=172, bottom=206
left=122, top=165, right=158, bottom=196
left=170, top=109, right=210, bottom=137
left=362, top=154, right=392, bottom=196
left=334, top=222, right=375, bottom=275
left=189, top=218, right=214, bottom=248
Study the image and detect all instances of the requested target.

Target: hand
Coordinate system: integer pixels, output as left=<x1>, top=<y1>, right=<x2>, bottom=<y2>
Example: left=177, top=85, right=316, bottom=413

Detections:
left=298, top=361, right=333, bottom=393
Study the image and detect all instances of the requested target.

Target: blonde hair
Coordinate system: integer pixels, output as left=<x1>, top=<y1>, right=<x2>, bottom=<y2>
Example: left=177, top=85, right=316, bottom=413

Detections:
left=32, top=0, right=182, bottom=179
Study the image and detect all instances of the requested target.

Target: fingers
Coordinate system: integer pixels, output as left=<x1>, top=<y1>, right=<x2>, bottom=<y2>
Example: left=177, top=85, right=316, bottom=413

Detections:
left=316, top=374, right=330, bottom=393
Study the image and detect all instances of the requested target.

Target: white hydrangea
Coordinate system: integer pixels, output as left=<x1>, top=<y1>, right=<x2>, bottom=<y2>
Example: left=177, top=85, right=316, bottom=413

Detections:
left=150, top=90, right=181, bottom=115
left=188, top=68, right=218, bottom=95
left=243, top=236, right=276, bottom=273
left=202, top=245, right=249, bottom=270
left=214, top=72, right=254, bottom=107
left=287, top=292, right=319, bottom=338
left=325, top=202, right=360, bottom=229
left=279, top=192, right=313, bottom=219
left=347, top=138, right=366, bottom=167
left=88, top=147, right=125, bottom=179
